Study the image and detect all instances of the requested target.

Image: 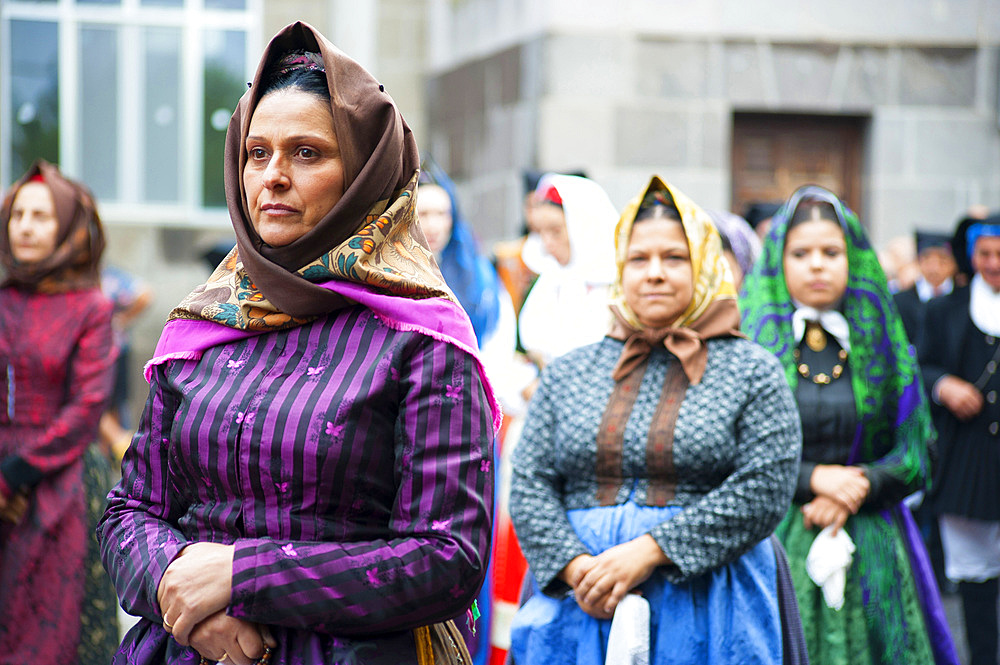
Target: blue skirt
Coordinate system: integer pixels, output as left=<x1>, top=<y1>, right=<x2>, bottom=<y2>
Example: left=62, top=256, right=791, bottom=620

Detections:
left=510, top=502, right=781, bottom=665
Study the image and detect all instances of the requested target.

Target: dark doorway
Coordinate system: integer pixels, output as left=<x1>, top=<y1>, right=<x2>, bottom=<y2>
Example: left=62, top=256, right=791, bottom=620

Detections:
left=731, top=112, right=867, bottom=218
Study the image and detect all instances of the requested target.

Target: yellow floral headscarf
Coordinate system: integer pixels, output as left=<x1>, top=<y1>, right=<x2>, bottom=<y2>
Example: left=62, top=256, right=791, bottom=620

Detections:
left=611, top=175, right=738, bottom=327
left=608, top=175, right=742, bottom=384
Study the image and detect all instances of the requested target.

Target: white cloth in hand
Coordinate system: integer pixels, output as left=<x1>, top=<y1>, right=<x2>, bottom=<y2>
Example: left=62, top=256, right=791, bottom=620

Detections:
left=805, top=525, right=856, bottom=611
left=605, top=594, right=650, bottom=665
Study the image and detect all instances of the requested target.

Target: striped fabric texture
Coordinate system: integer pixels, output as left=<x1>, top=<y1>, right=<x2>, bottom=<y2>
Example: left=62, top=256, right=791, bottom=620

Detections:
left=98, top=305, right=494, bottom=664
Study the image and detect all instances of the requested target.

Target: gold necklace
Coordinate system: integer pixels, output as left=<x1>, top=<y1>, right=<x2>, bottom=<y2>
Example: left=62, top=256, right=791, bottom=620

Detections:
left=794, top=347, right=848, bottom=385
left=805, top=321, right=827, bottom=352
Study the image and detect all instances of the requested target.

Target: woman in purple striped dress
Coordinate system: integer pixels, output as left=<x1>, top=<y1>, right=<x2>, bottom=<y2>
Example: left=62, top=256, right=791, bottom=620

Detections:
left=98, top=22, right=499, bottom=665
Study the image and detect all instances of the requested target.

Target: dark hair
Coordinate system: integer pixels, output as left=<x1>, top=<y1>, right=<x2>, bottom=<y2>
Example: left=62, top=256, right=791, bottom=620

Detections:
left=743, top=201, right=782, bottom=229
left=635, top=201, right=682, bottom=224
left=635, top=187, right=682, bottom=224
left=260, top=49, right=330, bottom=102
left=788, top=199, right=839, bottom=230
left=719, top=231, right=733, bottom=253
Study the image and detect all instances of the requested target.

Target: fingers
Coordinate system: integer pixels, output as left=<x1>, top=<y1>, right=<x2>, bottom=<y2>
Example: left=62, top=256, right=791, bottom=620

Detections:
left=827, top=503, right=850, bottom=535
left=810, top=464, right=863, bottom=500
left=831, top=509, right=848, bottom=536
left=812, top=466, right=869, bottom=510
left=259, top=625, right=278, bottom=648
left=0, top=495, right=29, bottom=524
left=841, top=474, right=870, bottom=512
left=573, top=568, right=601, bottom=600
left=163, top=597, right=204, bottom=646
left=955, top=393, right=984, bottom=420
left=603, top=581, right=630, bottom=614
left=187, top=613, right=266, bottom=665
left=570, top=540, right=662, bottom=618
left=218, top=648, right=246, bottom=665
left=163, top=611, right=202, bottom=651
left=169, top=610, right=197, bottom=647
left=802, top=497, right=851, bottom=532
left=941, top=378, right=984, bottom=420
left=573, top=589, right=614, bottom=620
left=801, top=503, right=815, bottom=530
left=575, top=560, right=618, bottom=610
left=234, top=626, right=266, bottom=664
left=834, top=486, right=865, bottom=513
left=576, top=562, right=634, bottom=610
left=584, top=580, right=612, bottom=609
left=573, top=578, right=625, bottom=618
left=157, top=542, right=236, bottom=644
left=560, top=554, right=594, bottom=587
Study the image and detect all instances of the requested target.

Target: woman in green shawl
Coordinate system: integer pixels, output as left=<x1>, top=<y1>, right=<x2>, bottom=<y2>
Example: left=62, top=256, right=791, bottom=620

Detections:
left=741, top=184, right=958, bottom=665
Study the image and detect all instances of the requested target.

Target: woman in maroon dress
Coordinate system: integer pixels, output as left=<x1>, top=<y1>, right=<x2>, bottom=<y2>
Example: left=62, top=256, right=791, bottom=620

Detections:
left=0, top=159, right=116, bottom=664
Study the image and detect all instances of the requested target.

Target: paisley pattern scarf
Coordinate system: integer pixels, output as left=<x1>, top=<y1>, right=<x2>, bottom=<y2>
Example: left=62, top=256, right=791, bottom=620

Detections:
left=171, top=171, right=455, bottom=331
left=169, top=21, right=456, bottom=332
left=740, top=185, right=949, bottom=664
left=740, top=184, right=932, bottom=478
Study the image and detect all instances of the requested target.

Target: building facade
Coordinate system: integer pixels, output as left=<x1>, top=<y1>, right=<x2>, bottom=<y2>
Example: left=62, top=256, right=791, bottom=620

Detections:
left=424, top=0, right=1000, bottom=249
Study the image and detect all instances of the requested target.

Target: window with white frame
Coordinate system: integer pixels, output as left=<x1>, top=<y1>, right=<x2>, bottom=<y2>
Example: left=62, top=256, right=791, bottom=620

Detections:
left=1, top=0, right=260, bottom=225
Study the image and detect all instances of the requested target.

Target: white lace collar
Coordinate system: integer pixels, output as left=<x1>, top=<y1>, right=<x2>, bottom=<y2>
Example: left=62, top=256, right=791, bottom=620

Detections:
left=792, top=304, right=851, bottom=353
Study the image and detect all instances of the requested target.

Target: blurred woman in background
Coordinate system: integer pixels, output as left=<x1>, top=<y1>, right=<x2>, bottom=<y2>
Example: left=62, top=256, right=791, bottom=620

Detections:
left=516, top=173, right=619, bottom=401
left=742, top=185, right=958, bottom=665
left=416, top=161, right=515, bottom=665
left=0, top=159, right=116, bottom=664
left=707, top=209, right=761, bottom=289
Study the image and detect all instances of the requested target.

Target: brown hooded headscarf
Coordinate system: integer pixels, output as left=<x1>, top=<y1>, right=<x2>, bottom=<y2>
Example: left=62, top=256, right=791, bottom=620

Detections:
left=0, top=159, right=106, bottom=293
left=171, top=21, right=454, bottom=331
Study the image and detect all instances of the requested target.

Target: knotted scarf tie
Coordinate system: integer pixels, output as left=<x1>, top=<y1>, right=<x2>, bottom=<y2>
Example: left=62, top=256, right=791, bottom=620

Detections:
left=609, top=299, right=743, bottom=384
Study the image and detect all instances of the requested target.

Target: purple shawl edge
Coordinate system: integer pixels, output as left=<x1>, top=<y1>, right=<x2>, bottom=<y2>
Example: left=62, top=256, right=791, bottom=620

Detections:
left=145, top=280, right=502, bottom=434
left=892, top=505, right=961, bottom=665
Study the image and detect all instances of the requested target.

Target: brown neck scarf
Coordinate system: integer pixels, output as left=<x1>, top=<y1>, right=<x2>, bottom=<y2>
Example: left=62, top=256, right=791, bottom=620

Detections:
left=608, top=299, right=743, bottom=385
left=172, top=21, right=454, bottom=330
left=0, top=159, right=105, bottom=293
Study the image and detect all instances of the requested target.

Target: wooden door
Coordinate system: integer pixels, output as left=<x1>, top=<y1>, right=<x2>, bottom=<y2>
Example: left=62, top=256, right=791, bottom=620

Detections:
left=731, top=113, right=867, bottom=218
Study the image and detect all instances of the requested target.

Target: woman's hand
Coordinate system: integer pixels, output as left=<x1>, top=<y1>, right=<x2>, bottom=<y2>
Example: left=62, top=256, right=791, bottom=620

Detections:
left=188, top=612, right=275, bottom=665
left=559, top=554, right=596, bottom=587
left=559, top=555, right=611, bottom=619
left=937, top=375, right=983, bottom=421
left=809, top=464, right=870, bottom=513
left=801, top=496, right=851, bottom=535
left=572, top=535, right=668, bottom=618
left=0, top=492, right=28, bottom=524
left=158, top=542, right=235, bottom=646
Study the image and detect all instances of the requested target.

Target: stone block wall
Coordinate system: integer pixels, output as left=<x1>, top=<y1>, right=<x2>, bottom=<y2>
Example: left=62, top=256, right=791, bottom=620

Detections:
left=426, top=2, right=1000, bottom=250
